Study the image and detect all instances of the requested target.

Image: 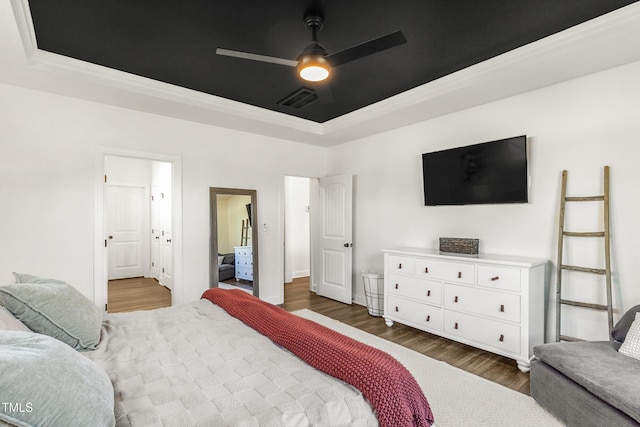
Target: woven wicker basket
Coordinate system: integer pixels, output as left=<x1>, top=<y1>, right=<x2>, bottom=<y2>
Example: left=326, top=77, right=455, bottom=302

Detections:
left=439, top=237, right=479, bottom=255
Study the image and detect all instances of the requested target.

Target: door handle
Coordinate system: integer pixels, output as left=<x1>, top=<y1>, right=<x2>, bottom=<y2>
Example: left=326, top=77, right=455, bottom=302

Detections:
left=108, top=235, right=113, bottom=239
left=343, top=243, right=352, bottom=248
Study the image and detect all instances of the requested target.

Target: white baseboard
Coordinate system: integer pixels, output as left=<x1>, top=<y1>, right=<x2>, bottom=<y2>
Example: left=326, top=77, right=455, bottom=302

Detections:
left=293, top=270, right=310, bottom=278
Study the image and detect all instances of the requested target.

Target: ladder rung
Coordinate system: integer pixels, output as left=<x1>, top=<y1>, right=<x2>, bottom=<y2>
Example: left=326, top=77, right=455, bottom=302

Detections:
left=563, top=231, right=605, bottom=237
left=559, top=335, right=584, bottom=342
left=560, top=264, right=606, bottom=275
left=565, top=196, right=604, bottom=202
left=559, top=299, right=609, bottom=310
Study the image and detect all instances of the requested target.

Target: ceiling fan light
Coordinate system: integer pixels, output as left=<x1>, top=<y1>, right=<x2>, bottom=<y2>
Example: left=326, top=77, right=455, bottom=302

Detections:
left=297, top=55, right=331, bottom=82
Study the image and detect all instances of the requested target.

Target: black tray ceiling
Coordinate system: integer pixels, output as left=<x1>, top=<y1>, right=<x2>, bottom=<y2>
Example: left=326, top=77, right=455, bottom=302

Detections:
left=28, top=0, right=638, bottom=123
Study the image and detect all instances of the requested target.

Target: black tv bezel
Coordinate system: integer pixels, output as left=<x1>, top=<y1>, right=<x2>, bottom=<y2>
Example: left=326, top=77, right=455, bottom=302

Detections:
left=422, top=135, right=529, bottom=206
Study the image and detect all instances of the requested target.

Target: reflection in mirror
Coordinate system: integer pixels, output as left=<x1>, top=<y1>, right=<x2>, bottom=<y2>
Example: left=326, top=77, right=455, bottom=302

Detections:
left=209, top=188, right=259, bottom=297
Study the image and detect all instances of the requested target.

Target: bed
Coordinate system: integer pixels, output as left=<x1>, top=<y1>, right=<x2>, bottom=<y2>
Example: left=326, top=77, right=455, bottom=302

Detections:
left=0, top=273, right=434, bottom=427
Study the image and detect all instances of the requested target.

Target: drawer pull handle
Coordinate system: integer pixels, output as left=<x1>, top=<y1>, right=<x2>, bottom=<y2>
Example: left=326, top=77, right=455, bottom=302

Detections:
left=500, top=304, right=505, bottom=312
left=427, top=290, right=431, bottom=297
left=426, top=315, right=431, bottom=322
left=395, top=283, right=399, bottom=290
left=499, top=334, right=505, bottom=342
left=424, top=267, right=429, bottom=273
left=491, top=276, right=500, bottom=281
left=395, top=306, right=399, bottom=312
left=457, top=272, right=462, bottom=279
left=454, top=296, right=459, bottom=303
left=454, top=322, right=459, bottom=330
left=398, top=263, right=402, bottom=269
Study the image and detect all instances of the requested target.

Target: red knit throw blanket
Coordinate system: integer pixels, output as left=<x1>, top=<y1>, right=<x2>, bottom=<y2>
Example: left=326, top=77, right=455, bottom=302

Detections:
left=202, top=288, right=434, bottom=427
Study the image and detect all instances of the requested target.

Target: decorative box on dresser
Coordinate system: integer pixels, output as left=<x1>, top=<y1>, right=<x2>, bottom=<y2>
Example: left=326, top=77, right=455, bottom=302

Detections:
left=234, top=246, right=253, bottom=282
left=383, top=247, right=547, bottom=372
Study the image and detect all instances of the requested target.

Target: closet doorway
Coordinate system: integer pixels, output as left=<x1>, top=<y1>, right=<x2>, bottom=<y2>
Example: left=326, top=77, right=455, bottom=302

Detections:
left=284, top=176, right=312, bottom=287
left=94, top=147, right=183, bottom=314
left=104, top=156, right=173, bottom=312
left=209, top=187, right=259, bottom=297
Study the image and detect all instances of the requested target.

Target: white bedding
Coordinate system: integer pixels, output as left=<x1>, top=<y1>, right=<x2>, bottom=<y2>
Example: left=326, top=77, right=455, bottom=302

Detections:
left=85, top=299, right=377, bottom=426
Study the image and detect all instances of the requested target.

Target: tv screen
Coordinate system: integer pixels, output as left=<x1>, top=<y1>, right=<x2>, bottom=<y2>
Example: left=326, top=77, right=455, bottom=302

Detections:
left=422, top=135, right=528, bottom=206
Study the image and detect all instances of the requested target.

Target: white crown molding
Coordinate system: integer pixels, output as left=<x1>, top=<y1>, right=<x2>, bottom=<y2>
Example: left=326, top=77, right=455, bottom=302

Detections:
left=10, top=0, right=37, bottom=59
left=27, top=48, right=324, bottom=135
left=9, top=0, right=640, bottom=146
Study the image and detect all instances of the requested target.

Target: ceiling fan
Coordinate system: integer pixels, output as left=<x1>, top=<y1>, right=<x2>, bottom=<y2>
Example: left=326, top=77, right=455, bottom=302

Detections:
left=216, top=11, right=407, bottom=83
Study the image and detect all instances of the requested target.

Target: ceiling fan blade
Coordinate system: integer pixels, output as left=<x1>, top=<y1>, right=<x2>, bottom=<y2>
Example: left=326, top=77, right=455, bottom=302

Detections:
left=216, top=48, right=298, bottom=67
left=325, top=30, right=407, bottom=67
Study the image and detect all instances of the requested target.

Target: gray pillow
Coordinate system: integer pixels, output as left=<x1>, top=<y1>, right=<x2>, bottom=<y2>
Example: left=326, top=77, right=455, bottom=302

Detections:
left=0, top=278, right=101, bottom=351
left=222, top=253, right=235, bottom=265
left=0, top=330, right=115, bottom=427
left=611, top=304, right=640, bottom=343
left=12, top=272, right=67, bottom=285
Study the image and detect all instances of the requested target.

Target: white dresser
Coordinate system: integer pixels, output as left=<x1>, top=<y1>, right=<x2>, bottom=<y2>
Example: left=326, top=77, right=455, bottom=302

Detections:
left=383, top=247, right=547, bottom=372
left=234, top=246, right=253, bottom=281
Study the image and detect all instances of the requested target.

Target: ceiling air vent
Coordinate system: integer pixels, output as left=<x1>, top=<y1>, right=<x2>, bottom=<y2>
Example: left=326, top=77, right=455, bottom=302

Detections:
left=277, top=87, right=318, bottom=109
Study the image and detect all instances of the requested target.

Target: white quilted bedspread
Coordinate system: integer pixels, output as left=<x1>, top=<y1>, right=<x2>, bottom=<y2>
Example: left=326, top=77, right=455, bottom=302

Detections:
left=85, top=300, right=377, bottom=427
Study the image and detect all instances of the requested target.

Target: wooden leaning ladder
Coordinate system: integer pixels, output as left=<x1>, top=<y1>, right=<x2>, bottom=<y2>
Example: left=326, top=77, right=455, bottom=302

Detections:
left=556, top=166, right=613, bottom=342
left=240, top=219, right=250, bottom=246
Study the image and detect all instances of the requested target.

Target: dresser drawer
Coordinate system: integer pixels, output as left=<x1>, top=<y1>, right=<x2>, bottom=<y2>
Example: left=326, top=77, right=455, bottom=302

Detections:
left=444, top=310, right=521, bottom=355
left=387, top=295, right=443, bottom=332
left=388, top=255, right=414, bottom=275
left=478, top=265, right=521, bottom=293
left=235, top=256, right=253, bottom=266
left=388, top=274, right=442, bottom=306
left=235, top=247, right=252, bottom=257
left=415, top=258, right=475, bottom=284
left=236, top=267, right=253, bottom=280
left=444, top=284, right=521, bottom=323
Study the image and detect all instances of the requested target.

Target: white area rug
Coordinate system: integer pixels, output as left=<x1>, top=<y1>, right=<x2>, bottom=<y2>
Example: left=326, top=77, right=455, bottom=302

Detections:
left=293, top=309, right=564, bottom=427
left=217, top=282, right=252, bottom=294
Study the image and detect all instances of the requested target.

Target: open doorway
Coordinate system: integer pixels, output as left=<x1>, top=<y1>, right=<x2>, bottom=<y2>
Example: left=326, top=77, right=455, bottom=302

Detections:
left=284, top=174, right=353, bottom=304
left=104, top=156, right=172, bottom=312
left=94, top=147, right=183, bottom=314
left=209, top=187, right=259, bottom=297
left=284, top=176, right=312, bottom=290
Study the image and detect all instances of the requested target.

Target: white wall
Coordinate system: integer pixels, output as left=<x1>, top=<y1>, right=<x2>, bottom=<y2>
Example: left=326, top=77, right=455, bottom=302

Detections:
left=0, top=82, right=327, bottom=305
left=327, top=60, right=640, bottom=342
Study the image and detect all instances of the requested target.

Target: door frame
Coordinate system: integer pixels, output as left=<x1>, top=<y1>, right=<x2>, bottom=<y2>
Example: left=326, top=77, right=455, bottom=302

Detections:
left=282, top=175, right=352, bottom=302
left=94, top=146, right=183, bottom=312
left=209, top=187, right=259, bottom=297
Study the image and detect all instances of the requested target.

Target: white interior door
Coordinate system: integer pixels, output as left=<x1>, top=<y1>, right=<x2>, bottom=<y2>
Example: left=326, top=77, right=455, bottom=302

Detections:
left=107, top=185, right=146, bottom=280
left=159, top=189, right=173, bottom=289
left=150, top=184, right=161, bottom=280
left=317, top=175, right=353, bottom=304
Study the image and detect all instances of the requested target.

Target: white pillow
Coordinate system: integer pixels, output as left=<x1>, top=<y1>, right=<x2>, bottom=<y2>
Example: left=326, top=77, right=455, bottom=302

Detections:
left=218, top=255, right=224, bottom=264
left=619, top=312, right=640, bottom=361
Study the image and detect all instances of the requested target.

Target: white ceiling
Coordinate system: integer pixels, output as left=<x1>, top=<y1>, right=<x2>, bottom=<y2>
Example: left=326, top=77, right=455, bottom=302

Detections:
left=4, top=0, right=640, bottom=147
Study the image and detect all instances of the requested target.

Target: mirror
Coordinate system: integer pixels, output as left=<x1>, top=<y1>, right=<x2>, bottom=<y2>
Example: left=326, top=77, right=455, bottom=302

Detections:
left=209, top=187, right=259, bottom=297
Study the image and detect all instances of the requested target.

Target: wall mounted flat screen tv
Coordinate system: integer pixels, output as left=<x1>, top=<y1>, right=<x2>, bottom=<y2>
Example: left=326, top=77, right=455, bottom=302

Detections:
left=422, top=135, right=528, bottom=206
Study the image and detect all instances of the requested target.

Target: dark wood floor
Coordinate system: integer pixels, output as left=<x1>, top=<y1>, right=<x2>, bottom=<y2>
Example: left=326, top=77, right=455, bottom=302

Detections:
left=280, top=277, right=531, bottom=395
left=109, top=276, right=530, bottom=394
